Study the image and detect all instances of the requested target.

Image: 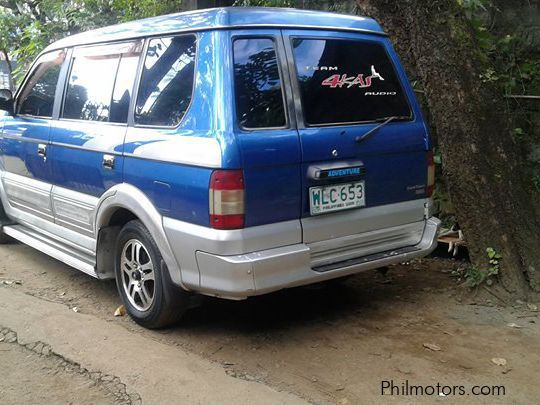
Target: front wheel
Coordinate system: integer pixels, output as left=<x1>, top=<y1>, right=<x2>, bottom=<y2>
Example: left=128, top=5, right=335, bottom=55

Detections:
left=115, top=220, right=189, bottom=328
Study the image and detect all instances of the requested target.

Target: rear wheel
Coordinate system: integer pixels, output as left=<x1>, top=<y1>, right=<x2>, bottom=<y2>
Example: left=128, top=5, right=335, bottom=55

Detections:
left=115, top=220, right=188, bottom=328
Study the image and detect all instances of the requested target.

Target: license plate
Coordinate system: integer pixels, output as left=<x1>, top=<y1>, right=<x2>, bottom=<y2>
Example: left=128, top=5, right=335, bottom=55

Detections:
left=309, top=181, right=366, bottom=216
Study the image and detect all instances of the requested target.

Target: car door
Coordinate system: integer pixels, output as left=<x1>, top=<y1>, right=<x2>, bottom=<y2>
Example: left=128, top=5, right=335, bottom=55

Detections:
left=229, top=30, right=302, bottom=228
left=49, top=41, right=142, bottom=238
left=282, top=30, right=430, bottom=244
left=0, top=50, right=67, bottom=223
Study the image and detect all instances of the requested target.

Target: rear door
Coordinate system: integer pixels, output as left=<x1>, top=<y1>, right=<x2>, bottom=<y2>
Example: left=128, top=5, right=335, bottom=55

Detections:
left=230, top=30, right=302, bottom=228
left=282, top=30, right=430, bottom=243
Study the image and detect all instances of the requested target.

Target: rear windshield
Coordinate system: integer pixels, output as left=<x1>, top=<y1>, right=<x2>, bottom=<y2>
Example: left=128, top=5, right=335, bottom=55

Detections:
left=292, top=38, right=412, bottom=126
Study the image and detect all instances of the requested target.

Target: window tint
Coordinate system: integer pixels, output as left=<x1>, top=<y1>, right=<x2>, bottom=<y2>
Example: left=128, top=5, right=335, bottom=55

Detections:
left=63, top=42, right=141, bottom=123
left=64, top=52, right=119, bottom=122
left=18, top=50, right=65, bottom=117
left=135, top=35, right=196, bottom=127
left=110, top=52, right=140, bottom=123
left=292, top=38, right=411, bottom=126
left=233, top=38, right=286, bottom=129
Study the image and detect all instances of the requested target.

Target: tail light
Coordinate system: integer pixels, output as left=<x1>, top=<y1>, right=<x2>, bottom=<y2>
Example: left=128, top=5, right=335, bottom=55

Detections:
left=209, top=170, right=245, bottom=229
left=426, top=151, right=435, bottom=197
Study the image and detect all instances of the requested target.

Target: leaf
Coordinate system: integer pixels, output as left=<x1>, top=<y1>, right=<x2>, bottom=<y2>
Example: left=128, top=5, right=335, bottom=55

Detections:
left=491, top=357, right=507, bottom=366
left=114, top=305, right=126, bottom=317
left=423, top=343, right=441, bottom=351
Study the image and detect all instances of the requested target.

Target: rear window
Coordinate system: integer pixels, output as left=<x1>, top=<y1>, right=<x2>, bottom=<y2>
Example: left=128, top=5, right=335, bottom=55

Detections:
left=292, top=38, right=411, bottom=126
left=233, top=38, right=286, bottom=129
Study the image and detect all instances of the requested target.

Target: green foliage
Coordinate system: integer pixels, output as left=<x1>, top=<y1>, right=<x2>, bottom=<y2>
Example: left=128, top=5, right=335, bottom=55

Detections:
left=513, top=127, right=526, bottom=139
left=112, top=0, right=185, bottom=22
left=459, top=0, right=540, bottom=96
left=464, top=266, right=485, bottom=287
left=464, top=247, right=502, bottom=287
left=0, top=1, right=186, bottom=85
left=532, top=175, right=540, bottom=193
left=486, top=247, right=502, bottom=276
left=234, top=0, right=294, bottom=6
left=233, top=0, right=354, bottom=12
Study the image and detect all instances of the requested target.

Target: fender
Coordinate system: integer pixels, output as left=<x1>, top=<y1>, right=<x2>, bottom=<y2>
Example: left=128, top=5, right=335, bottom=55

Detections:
left=95, top=183, right=187, bottom=290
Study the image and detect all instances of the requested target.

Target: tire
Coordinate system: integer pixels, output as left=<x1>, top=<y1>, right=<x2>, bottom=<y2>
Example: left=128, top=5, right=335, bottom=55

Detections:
left=115, top=220, right=189, bottom=329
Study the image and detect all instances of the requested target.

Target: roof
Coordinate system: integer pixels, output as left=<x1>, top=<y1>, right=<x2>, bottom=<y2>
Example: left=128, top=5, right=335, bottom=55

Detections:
left=44, top=7, right=385, bottom=52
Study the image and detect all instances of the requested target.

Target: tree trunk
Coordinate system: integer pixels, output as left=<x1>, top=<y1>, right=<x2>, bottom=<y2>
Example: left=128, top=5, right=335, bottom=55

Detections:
left=356, top=0, right=540, bottom=298
left=1, top=49, right=12, bottom=74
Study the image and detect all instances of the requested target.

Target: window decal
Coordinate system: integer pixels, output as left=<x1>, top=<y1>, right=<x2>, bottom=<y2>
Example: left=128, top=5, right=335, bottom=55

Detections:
left=321, top=65, right=385, bottom=89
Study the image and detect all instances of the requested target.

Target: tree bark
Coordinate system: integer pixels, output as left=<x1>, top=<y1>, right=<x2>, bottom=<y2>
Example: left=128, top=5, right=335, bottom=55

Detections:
left=356, top=0, right=540, bottom=297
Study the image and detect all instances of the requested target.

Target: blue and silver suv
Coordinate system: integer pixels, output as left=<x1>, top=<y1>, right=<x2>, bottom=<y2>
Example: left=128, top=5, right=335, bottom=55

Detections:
left=0, top=7, right=440, bottom=328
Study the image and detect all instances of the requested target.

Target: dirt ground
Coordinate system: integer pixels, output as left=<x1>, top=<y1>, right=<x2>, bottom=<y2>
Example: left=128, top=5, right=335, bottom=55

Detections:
left=1, top=242, right=540, bottom=404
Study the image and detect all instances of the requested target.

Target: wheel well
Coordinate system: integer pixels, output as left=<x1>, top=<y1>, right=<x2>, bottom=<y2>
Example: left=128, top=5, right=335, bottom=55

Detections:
left=107, top=208, right=138, bottom=228
left=96, top=208, right=139, bottom=279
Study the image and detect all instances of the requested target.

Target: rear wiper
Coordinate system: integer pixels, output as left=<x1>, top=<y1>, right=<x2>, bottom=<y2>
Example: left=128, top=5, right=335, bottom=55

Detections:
left=355, top=115, right=410, bottom=143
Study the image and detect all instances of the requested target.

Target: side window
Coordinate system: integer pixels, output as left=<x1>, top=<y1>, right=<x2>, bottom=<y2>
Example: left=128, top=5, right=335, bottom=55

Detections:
left=18, top=50, right=66, bottom=118
left=63, top=41, right=142, bottom=123
left=110, top=51, right=141, bottom=123
left=233, top=38, right=286, bottom=129
left=135, top=35, right=196, bottom=127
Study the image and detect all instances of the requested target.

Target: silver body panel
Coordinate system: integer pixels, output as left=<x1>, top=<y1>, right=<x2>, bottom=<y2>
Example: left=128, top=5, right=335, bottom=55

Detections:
left=301, top=198, right=425, bottom=243
left=2, top=172, right=54, bottom=221
left=52, top=186, right=98, bottom=237
left=162, top=198, right=438, bottom=298
left=3, top=224, right=96, bottom=277
left=194, top=217, right=440, bottom=299
left=0, top=166, right=439, bottom=300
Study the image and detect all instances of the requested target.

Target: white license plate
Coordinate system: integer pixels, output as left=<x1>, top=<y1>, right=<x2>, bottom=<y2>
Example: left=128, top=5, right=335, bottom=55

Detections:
left=309, top=181, right=366, bottom=216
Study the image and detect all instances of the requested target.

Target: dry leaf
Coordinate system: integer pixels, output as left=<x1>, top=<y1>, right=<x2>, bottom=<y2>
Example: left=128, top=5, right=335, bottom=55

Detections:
left=507, top=323, right=523, bottom=329
left=423, top=343, right=441, bottom=351
left=114, top=305, right=126, bottom=317
left=491, top=357, right=507, bottom=367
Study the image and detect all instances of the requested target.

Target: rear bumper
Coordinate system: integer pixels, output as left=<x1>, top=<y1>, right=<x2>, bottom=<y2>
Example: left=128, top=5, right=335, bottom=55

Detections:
left=193, top=217, right=440, bottom=299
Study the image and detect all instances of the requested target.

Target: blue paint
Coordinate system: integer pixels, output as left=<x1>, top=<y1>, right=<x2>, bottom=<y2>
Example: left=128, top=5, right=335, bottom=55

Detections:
left=44, top=8, right=385, bottom=53
left=1, top=8, right=431, bottom=231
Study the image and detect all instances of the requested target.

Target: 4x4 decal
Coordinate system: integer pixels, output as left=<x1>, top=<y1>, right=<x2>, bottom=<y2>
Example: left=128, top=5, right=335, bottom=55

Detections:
left=321, top=65, right=384, bottom=89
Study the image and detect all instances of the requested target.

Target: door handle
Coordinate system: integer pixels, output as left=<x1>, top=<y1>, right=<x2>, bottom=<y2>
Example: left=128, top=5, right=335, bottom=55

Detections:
left=102, top=154, right=115, bottom=170
left=37, top=144, right=47, bottom=159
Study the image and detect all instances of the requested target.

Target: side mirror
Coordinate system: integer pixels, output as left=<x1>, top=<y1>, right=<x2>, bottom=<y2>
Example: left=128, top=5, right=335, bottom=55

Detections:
left=0, top=89, right=14, bottom=115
